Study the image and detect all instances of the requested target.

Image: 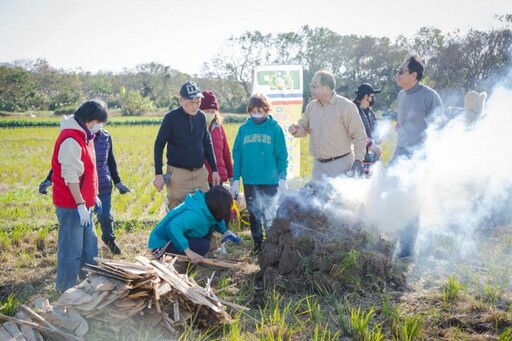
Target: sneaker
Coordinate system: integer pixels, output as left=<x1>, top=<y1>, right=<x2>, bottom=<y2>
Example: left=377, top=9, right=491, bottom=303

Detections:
left=105, top=240, right=121, bottom=255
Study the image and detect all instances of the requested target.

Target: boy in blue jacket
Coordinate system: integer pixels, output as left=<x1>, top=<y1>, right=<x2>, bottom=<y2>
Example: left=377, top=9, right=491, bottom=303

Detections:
left=148, top=185, right=240, bottom=263
left=231, top=93, right=288, bottom=255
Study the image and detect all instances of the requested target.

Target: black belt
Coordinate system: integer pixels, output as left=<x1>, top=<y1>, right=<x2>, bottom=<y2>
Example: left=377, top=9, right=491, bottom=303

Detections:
left=317, top=152, right=350, bottom=163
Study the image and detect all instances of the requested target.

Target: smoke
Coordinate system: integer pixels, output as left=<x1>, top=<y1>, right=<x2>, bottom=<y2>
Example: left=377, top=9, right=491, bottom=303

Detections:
left=327, top=86, right=512, bottom=258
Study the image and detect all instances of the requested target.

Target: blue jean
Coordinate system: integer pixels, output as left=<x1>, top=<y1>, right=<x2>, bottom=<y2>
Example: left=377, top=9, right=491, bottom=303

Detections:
left=97, top=191, right=115, bottom=243
left=55, top=206, right=98, bottom=293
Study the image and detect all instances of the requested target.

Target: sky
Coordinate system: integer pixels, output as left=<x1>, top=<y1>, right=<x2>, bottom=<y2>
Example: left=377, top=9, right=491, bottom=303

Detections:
left=0, top=0, right=510, bottom=75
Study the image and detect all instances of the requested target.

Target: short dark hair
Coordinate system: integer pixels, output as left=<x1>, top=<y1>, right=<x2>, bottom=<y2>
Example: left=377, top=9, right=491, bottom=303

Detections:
left=406, top=55, right=424, bottom=81
left=314, top=70, right=336, bottom=90
left=205, top=185, right=233, bottom=225
left=74, top=99, right=108, bottom=124
left=247, top=93, right=271, bottom=114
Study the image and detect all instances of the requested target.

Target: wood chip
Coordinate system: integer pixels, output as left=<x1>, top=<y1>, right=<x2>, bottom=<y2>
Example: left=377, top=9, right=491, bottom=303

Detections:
left=74, top=291, right=109, bottom=312
left=173, top=302, right=180, bottom=323
left=3, top=321, right=26, bottom=340
left=54, top=287, right=94, bottom=306
left=0, top=325, right=15, bottom=341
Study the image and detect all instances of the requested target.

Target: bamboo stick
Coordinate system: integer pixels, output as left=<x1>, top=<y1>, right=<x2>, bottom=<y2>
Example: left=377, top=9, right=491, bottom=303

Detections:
left=166, top=253, right=242, bottom=269
left=0, top=313, right=81, bottom=341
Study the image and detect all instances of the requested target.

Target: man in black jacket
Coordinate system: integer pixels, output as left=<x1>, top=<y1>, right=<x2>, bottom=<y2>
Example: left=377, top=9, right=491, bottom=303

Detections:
left=153, top=80, right=220, bottom=210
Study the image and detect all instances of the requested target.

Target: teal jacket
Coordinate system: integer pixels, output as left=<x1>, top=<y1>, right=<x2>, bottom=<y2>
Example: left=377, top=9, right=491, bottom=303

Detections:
left=147, top=190, right=227, bottom=252
left=232, top=115, right=288, bottom=185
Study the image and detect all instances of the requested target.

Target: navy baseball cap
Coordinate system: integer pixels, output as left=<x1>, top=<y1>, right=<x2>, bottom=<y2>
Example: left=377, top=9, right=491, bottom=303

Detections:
left=356, top=83, right=381, bottom=97
left=180, top=81, right=204, bottom=100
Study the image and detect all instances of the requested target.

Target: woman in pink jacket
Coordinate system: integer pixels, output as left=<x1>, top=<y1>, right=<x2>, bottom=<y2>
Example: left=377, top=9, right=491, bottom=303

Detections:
left=200, top=90, right=234, bottom=187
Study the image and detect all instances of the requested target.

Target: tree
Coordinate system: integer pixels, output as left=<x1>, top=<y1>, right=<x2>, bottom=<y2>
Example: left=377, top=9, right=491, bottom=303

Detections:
left=120, top=86, right=154, bottom=116
left=0, top=66, right=42, bottom=111
left=435, top=28, right=511, bottom=93
left=28, top=59, right=83, bottom=110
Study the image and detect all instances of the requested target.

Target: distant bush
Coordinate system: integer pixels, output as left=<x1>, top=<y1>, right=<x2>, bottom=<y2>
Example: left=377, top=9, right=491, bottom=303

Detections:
left=53, top=106, right=76, bottom=116
left=0, top=119, right=163, bottom=128
left=223, top=114, right=247, bottom=123
left=120, top=87, right=154, bottom=116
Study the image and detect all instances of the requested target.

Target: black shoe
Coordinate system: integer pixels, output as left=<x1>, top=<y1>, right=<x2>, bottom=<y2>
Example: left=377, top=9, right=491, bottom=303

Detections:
left=250, top=242, right=262, bottom=256
left=105, top=240, right=121, bottom=255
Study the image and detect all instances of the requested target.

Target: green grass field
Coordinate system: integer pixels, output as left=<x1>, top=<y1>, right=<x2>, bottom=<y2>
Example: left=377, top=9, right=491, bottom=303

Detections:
left=0, top=120, right=314, bottom=231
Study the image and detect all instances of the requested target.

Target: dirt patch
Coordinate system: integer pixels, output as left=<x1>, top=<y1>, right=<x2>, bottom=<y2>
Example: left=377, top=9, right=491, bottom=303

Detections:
left=259, top=182, right=406, bottom=294
left=0, top=183, right=9, bottom=194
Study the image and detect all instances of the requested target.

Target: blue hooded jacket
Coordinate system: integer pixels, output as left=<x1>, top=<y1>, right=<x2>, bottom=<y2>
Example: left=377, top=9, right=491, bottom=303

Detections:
left=147, top=189, right=227, bottom=252
left=232, top=115, right=288, bottom=185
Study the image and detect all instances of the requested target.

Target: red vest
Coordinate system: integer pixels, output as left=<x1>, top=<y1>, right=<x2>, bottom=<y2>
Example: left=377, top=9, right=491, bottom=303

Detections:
left=52, top=129, right=98, bottom=208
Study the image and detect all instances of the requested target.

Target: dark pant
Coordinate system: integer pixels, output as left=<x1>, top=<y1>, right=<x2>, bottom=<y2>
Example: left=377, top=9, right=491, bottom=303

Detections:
left=244, top=184, right=278, bottom=245
left=97, top=191, right=115, bottom=243
left=396, top=223, right=419, bottom=258
left=160, top=226, right=214, bottom=257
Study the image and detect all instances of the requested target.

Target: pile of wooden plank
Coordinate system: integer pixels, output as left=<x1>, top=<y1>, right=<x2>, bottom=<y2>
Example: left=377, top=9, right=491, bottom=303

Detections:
left=0, top=255, right=247, bottom=340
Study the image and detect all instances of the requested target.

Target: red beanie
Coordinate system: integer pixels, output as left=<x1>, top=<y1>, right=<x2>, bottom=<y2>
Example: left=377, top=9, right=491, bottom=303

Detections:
left=200, top=90, right=219, bottom=110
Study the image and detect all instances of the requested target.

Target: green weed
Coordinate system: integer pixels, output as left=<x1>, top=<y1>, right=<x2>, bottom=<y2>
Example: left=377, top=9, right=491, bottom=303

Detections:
left=334, top=300, right=351, bottom=335
left=483, top=282, right=501, bottom=305
left=0, top=293, right=20, bottom=316
left=499, top=327, right=512, bottom=341
left=442, top=275, right=464, bottom=303
left=0, top=230, right=10, bottom=252
left=256, top=291, right=304, bottom=340
left=311, top=323, right=340, bottom=341
left=393, top=314, right=423, bottom=341
left=349, top=305, right=375, bottom=341
left=221, top=312, right=246, bottom=341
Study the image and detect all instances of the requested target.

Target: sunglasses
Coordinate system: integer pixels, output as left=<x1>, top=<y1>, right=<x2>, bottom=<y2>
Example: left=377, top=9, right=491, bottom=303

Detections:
left=396, top=68, right=410, bottom=75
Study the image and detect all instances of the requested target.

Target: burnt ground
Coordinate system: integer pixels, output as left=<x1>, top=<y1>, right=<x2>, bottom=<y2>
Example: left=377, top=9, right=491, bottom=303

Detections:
left=258, top=182, right=406, bottom=295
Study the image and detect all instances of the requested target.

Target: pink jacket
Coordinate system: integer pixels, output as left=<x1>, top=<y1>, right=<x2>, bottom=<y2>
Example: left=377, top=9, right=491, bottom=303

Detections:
left=205, top=122, right=233, bottom=183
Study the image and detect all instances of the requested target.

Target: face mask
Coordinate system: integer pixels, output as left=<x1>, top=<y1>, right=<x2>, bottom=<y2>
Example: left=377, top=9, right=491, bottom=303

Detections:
left=250, top=113, right=266, bottom=124
left=369, top=98, right=375, bottom=106
left=91, top=123, right=103, bottom=134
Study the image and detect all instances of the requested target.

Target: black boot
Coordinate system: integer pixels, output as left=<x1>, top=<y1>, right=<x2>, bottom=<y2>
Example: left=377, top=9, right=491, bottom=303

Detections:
left=250, top=240, right=262, bottom=256
left=105, top=240, right=121, bottom=255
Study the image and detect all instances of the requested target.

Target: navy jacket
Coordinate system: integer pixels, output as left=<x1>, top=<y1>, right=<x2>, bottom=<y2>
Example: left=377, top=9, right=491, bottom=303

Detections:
left=153, top=107, right=217, bottom=175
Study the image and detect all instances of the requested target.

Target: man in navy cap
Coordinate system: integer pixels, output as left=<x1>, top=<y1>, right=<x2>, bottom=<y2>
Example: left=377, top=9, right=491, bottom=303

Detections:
left=153, top=80, right=220, bottom=210
left=353, top=83, right=383, bottom=174
left=354, top=83, right=381, bottom=142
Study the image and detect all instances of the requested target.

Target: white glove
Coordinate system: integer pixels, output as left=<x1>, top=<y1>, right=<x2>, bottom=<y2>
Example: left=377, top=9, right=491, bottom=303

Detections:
left=77, top=204, right=91, bottom=226
left=279, top=179, right=288, bottom=192
left=231, top=180, right=240, bottom=198
left=221, top=230, right=242, bottom=244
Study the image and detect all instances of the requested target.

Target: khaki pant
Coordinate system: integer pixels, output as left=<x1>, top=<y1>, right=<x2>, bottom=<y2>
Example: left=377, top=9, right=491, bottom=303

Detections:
left=312, top=153, right=354, bottom=181
left=166, top=165, right=210, bottom=211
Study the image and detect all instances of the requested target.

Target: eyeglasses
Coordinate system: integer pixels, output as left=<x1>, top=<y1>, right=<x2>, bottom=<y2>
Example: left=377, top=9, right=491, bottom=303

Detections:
left=309, top=83, right=325, bottom=89
left=396, top=68, right=410, bottom=75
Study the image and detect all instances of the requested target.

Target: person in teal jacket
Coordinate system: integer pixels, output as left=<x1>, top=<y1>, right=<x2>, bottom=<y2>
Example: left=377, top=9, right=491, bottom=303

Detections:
left=231, top=93, right=288, bottom=255
left=148, top=186, right=240, bottom=263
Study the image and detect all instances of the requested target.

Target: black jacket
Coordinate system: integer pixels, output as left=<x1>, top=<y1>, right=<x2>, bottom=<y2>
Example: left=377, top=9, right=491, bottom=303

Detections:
left=154, top=107, right=217, bottom=174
